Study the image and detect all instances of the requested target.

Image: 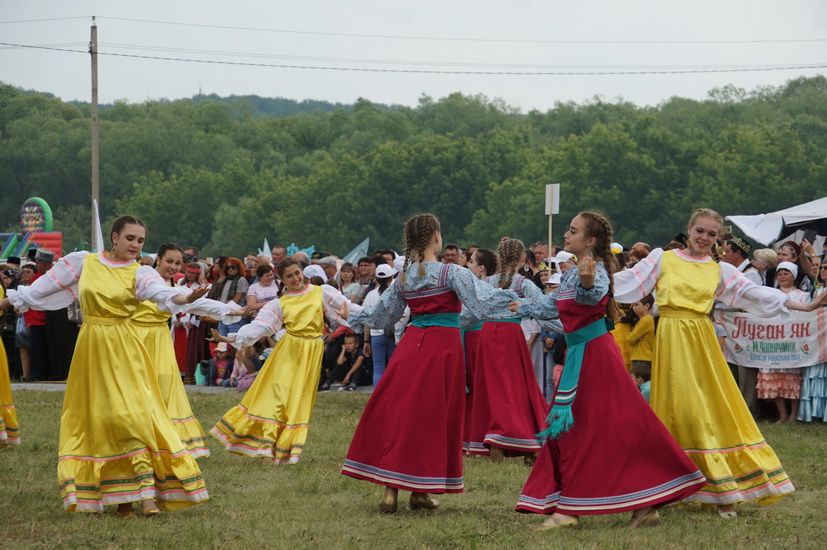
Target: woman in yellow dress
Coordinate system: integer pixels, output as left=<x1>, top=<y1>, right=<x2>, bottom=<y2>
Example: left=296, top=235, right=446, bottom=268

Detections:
left=0, top=216, right=212, bottom=515
left=614, top=208, right=827, bottom=518
left=210, top=257, right=360, bottom=464
left=133, top=243, right=245, bottom=458
left=0, top=284, right=20, bottom=446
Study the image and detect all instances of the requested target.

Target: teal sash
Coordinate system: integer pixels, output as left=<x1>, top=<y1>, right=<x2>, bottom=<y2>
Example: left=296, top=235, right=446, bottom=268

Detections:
left=463, top=320, right=484, bottom=333
left=410, top=313, right=461, bottom=329
left=537, top=317, right=608, bottom=440
left=489, top=317, right=522, bottom=324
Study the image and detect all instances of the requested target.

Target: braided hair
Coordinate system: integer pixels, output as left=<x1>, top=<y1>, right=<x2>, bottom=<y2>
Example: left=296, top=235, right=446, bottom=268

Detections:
left=399, top=214, right=441, bottom=286
left=576, top=211, right=621, bottom=320
left=496, top=238, right=525, bottom=289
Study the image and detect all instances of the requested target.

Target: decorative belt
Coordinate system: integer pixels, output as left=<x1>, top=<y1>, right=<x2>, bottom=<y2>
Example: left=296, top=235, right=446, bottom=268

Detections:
left=658, top=308, right=707, bottom=319
left=83, top=315, right=129, bottom=325
left=410, top=313, right=461, bottom=329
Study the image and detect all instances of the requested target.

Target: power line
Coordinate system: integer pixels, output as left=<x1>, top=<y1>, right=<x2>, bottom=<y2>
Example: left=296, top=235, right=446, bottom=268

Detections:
left=96, top=15, right=827, bottom=46
left=0, top=16, right=89, bottom=24
left=98, top=41, right=827, bottom=71
left=0, top=42, right=86, bottom=50
left=2, top=41, right=826, bottom=76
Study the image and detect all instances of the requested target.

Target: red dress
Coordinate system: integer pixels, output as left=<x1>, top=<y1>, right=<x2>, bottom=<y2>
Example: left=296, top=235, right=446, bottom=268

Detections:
left=465, top=276, right=549, bottom=456
left=516, top=291, right=705, bottom=515
left=342, top=269, right=466, bottom=493
left=461, top=326, right=482, bottom=454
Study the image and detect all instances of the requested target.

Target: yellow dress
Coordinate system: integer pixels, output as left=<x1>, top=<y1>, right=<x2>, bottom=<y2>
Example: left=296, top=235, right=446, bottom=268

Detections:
left=651, top=250, right=793, bottom=505
left=211, top=285, right=326, bottom=464
left=0, top=285, right=20, bottom=446
left=38, top=252, right=207, bottom=511
left=132, top=300, right=209, bottom=458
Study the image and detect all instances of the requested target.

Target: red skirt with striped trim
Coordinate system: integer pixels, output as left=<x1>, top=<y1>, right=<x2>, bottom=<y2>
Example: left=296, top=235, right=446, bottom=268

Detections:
left=342, top=325, right=466, bottom=493
left=464, top=321, right=549, bottom=456
left=516, top=332, right=705, bottom=515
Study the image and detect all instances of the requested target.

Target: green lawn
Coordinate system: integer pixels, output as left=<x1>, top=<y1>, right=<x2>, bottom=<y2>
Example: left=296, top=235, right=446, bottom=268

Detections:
left=2, top=390, right=826, bottom=549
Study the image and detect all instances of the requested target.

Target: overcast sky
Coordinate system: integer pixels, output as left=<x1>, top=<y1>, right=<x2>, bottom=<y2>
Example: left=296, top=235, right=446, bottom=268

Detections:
left=1, top=0, right=826, bottom=111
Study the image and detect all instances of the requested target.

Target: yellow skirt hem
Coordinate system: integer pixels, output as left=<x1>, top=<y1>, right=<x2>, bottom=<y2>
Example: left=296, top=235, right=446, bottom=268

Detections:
left=58, top=447, right=208, bottom=513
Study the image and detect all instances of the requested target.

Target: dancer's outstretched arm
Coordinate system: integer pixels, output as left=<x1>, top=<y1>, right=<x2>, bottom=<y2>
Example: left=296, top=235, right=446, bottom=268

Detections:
left=717, top=261, right=827, bottom=316
left=1, top=251, right=87, bottom=312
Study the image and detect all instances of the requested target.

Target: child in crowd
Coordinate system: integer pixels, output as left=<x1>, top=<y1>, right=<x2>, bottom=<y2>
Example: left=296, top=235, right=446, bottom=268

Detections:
left=207, top=342, right=232, bottom=386
left=338, top=263, right=364, bottom=304
left=631, top=361, right=651, bottom=402
left=224, top=343, right=263, bottom=391
left=322, top=333, right=365, bottom=391
left=626, top=294, right=655, bottom=375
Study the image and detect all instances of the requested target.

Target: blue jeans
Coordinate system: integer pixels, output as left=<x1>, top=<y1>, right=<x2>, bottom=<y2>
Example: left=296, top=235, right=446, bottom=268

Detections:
left=370, top=334, right=396, bottom=386
left=218, top=320, right=244, bottom=337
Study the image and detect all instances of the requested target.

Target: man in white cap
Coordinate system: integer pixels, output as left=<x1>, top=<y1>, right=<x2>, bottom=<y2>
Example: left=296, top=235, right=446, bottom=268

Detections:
left=361, top=263, right=399, bottom=387
left=550, top=250, right=575, bottom=273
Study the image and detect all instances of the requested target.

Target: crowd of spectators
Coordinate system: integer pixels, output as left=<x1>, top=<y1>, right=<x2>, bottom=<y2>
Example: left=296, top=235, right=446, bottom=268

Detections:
left=1, top=230, right=825, bottom=421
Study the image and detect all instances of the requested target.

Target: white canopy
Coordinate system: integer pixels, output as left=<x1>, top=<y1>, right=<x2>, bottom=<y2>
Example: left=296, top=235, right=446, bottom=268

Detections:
left=727, top=196, right=827, bottom=246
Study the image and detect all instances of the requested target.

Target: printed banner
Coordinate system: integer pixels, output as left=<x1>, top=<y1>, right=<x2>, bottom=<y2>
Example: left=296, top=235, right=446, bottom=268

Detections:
left=714, top=308, right=827, bottom=369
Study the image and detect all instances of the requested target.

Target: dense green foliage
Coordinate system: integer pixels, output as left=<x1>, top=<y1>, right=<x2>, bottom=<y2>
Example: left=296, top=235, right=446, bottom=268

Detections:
left=2, top=77, right=826, bottom=255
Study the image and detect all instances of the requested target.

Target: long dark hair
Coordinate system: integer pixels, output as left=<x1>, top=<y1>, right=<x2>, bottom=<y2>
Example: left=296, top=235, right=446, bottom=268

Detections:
left=577, top=211, right=621, bottom=320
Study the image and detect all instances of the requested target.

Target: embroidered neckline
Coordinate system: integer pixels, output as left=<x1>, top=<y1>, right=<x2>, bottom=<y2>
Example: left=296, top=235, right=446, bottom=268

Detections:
left=284, top=284, right=315, bottom=296
left=97, top=252, right=136, bottom=268
left=673, top=249, right=713, bottom=263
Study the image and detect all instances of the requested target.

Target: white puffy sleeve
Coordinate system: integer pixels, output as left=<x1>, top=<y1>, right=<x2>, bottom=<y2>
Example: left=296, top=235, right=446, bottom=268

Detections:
left=717, top=261, right=789, bottom=317
left=135, top=266, right=194, bottom=315
left=232, top=298, right=284, bottom=348
left=137, top=270, right=242, bottom=324
left=186, top=297, right=243, bottom=325
left=7, top=251, right=87, bottom=311
left=322, top=284, right=363, bottom=327
left=614, top=248, right=664, bottom=303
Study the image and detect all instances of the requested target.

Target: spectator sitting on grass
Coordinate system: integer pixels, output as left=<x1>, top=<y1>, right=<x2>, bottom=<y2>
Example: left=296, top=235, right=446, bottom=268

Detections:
left=321, top=333, right=365, bottom=391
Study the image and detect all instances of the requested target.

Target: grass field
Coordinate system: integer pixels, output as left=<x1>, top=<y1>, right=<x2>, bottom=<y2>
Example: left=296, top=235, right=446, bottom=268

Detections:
left=2, top=389, right=826, bottom=549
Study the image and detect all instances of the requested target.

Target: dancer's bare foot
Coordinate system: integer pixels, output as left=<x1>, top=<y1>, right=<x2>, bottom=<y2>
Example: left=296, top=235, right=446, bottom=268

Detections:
left=718, top=504, right=737, bottom=519
left=628, top=507, right=660, bottom=528
left=489, top=446, right=505, bottom=463
left=531, top=513, right=579, bottom=531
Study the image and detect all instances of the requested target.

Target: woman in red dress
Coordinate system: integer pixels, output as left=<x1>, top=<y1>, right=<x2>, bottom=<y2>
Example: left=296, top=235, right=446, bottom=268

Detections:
left=464, top=239, right=549, bottom=462
left=512, top=212, right=705, bottom=529
left=342, top=214, right=517, bottom=514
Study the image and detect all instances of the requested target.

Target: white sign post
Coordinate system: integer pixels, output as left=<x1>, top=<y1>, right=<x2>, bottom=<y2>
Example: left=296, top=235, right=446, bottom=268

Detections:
left=545, top=183, right=560, bottom=251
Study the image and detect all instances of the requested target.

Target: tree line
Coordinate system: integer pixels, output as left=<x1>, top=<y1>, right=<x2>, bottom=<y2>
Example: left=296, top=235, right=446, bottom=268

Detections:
left=1, top=77, right=825, bottom=255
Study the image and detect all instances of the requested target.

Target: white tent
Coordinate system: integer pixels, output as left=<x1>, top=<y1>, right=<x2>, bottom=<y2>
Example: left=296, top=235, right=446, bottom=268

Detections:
left=726, top=197, right=827, bottom=246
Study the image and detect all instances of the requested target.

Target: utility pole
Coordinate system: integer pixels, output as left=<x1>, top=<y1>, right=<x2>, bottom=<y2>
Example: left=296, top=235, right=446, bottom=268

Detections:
left=90, top=16, right=100, bottom=246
